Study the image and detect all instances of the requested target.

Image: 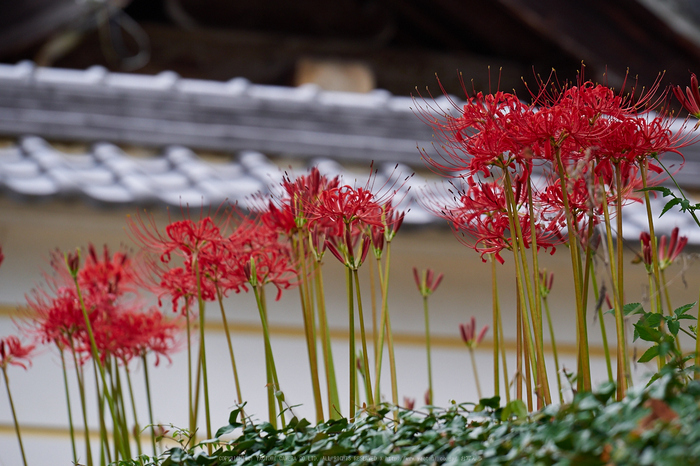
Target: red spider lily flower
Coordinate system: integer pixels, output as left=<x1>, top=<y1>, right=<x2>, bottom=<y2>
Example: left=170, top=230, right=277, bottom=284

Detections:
left=227, top=218, right=298, bottom=300
left=0, top=336, right=35, bottom=370
left=638, top=227, right=688, bottom=272
left=403, top=397, right=416, bottom=410
left=280, top=167, right=341, bottom=229
left=659, top=227, right=688, bottom=269
left=539, top=269, right=555, bottom=298
left=460, top=317, right=488, bottom=348
left=413, top=267, right=444, bottom=298
left=65, top=250, right=80, bottom=278
left=639, top=232, right=654, bottom=271
left=424, top=388, right=432, bottom=406
left=673, top=73, right=700, bottom=118
left=110, top=307, right=182, bottom=365
left=325, top=230, right=371, bottom=270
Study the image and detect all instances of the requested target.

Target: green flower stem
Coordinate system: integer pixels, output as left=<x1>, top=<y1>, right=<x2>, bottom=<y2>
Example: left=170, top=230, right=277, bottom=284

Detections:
left=252, top=284, right=285, bottom=428
left=313, top=260, right=341, bottom=419
left=468, top=348, right=482, bottom=400
left=600, top=177, right=627, bottom=400
left=542, top=296, right=563, bottom=403
left=346, top=268, right=356, bottom=419
left=527, top=179, right=547, bottom=409
left=490, top=254, right=510, bottom=404
left=70, top=337, right=93, bottom=466
left=516, top=279, right=523, bottom=402
left=489, top=255, right=500, bottom=400
left=553, top=148, right=591, bottom=392
left=294, top=237, right=324, bottom=422
left=590, top=259, right=614, bottom=383
left=3, top=367, right=28, bottom=466
left=522, top=313, right=533, bottom=412
left=59, top=347, right=78, bottom=465
left=111, top=360, right=132, bottom=460
left=141, top=355, right=157, bottom=457
left=194, top=263, right=213, bottom=452
left=184, top=304, right=195, bottom=436
left=215, top=286, right=245, bottom=423
left=353, top=268, right=374, bottom=408
left=502, top=170, right=549, bottom=405
left=368, top=250, right=379, bottom=369
left=73, top=274, right=125, bottom=461
left=373, top=243, right=399, bottom=418
left=423, top=294, right=433, bottom=406
left=123, top=363, right=142, bottom=457
left=614, top=163, right=632, bottom=385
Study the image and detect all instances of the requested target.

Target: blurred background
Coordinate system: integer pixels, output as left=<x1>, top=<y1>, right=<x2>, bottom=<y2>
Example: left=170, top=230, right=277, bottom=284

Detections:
left=2, top=1, right=700, bottom=464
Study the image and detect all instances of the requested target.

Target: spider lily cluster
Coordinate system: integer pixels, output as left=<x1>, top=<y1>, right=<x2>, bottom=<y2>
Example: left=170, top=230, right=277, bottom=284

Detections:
left=414, top=70, right=699, bottom=407
left=2, top=70, right=700, bottom=466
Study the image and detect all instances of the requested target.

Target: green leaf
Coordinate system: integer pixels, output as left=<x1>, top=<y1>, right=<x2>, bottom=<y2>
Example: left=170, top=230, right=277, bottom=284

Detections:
left=645, top=313, right=663, bottom=328
left=674, top=303, right=697, bottom=317
left=476, top=396, right=501, bottom=411
left=637, top=186, right=672, bottom=196
left=623, top=303, right=645, bottom=316
left=634, top=323, right=662, bottom=342
left=638, top=345, right=659, bottom=363
left=501, top=400, right=528, bottom=421
left=660, top=197, right=683, bottom=217
left=668, top=320, right=681, bottom=336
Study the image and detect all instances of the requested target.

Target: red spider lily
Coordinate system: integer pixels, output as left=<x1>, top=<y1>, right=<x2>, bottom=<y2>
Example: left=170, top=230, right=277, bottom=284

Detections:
left=227, top=218, right=298, bottom=300
left=639, top=227, right=688, bottom=272
left=639, top=232, right=654, bottom=271
left=109, top=307, right=182, bottom=365
left=539, top=269, right=555, bottom=298
left=127, top=210, right=230, bottom=264
left=413, top=267, right=444, bottom=298
left=424, top=389, right=432, bottom=406
left=313, top=185, right=384, bottom=230
left=673, top=73, right=700, bottom=118
left=26, top=245, right=180, bottom=365
left=403, top=397, right=416, bottom=410
left=0, top=336, right=35, bottom=370
left=460, top=317, right=488, bottom=348
left=280, top=167, right=341, bottom=229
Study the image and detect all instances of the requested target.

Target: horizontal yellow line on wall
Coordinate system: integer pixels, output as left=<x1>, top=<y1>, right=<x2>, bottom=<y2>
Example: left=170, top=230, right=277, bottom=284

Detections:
left=0, top=304, right=609, bottom=357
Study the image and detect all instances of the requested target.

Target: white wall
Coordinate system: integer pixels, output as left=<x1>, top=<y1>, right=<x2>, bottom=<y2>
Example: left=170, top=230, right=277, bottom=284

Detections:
left=0, top=198, right=697, bottom=465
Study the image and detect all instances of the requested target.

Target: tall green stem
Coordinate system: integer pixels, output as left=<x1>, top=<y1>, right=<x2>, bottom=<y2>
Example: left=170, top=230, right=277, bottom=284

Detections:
left=252, top=284, right=285, bottom=428
left=600, top=177, right=627, bottom=399
left=423, top=295, right=433, bottom=405
left=352, top=268, right=374, bottom=408
left=3, top=368, right=28, bottom=466
left=59, top=347, right=78, bottom=465
left=73, top=274, right=125, bottom=461
left=313, top=260, right=341, bottom=419
left=194, top=262, right=212, bottom=451
left=346, top=268, right=356, bottom=419
left=141, top=355, right=157, bottom=457
left=295, top=237, right=324, bottom=422
left=553, top=148, right=590, bottom=391
left=70, top=338, right=93, bottom=466
left=542, top=297, right=563, bottom=403
left=490, top=255, right=501, bottom=400
left=215, top=286, right=245, bottom=421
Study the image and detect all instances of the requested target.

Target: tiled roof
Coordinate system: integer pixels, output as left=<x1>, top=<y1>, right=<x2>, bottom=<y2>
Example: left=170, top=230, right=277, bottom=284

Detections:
left=0, top=62, right=699, bottom=242
left=0, top=135, right=435, bottom=225
left=0, top=61, right=434, bottom=165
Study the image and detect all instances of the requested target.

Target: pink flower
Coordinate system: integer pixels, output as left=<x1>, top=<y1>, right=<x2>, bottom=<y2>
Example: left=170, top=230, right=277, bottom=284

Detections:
left=413, top=267, right=444, bottom=298
left=0, top=336, right=35, bottom=371
left=459, top=317, right=488, bottom=348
